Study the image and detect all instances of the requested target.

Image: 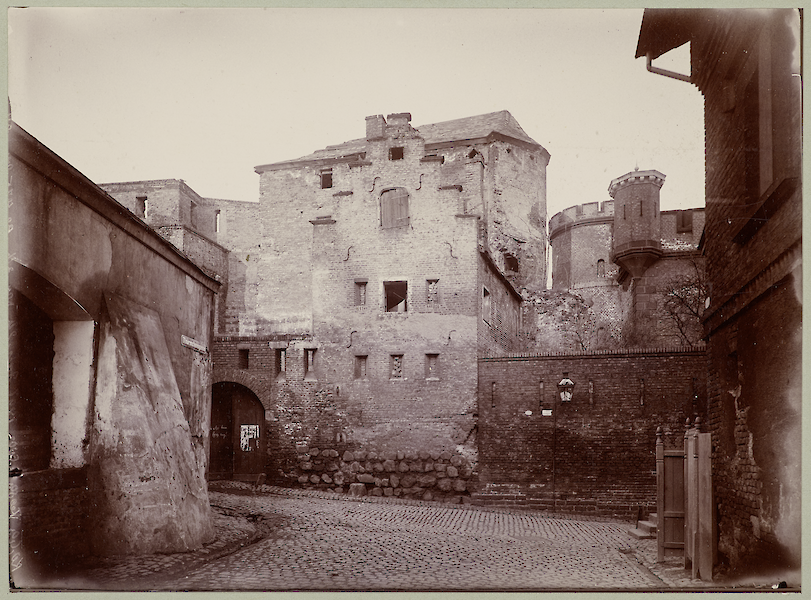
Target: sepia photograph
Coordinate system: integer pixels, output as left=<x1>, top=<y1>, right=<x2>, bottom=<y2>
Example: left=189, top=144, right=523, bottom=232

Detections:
left=7, top=5, right=802, bottom=592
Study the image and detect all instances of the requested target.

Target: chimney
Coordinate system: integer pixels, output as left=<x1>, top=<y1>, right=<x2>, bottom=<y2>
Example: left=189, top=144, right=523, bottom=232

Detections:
left=386, top=113, right=412, bottom=127
left=366, top=114, right=386, bottom=141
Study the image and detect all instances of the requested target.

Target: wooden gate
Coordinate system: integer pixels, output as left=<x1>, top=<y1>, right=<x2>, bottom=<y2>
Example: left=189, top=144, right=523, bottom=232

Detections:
left=656, top=427, right=685, bottom=561
left=656, top=418, right=716, bottom=582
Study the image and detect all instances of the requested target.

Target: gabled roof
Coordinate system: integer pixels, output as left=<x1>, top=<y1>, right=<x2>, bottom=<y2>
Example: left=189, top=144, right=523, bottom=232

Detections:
left=256, top=110, right=544, bottom=172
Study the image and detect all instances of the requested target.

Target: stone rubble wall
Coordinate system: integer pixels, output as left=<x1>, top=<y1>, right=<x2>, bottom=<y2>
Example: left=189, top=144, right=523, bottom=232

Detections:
left=281, top=444, right=475, bottom=504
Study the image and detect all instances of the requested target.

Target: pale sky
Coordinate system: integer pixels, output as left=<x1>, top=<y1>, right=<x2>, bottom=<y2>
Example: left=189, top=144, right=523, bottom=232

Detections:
left=8, top=7, right=705, bottom=218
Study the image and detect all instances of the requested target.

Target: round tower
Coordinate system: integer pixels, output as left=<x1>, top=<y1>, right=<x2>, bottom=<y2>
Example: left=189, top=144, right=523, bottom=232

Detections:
left=609, top=168, right=665, bottom=280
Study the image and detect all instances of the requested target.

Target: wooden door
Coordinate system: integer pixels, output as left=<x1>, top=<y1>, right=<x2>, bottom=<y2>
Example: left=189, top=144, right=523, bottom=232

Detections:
left=231, top=386, right=265, bottom=479
left=656, top=429, right=686, bottom=561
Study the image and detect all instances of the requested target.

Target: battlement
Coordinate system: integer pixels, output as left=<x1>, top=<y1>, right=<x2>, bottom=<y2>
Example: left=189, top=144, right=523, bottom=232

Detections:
left=548, top=200, right=614, bottom=239
left=608, top=169, right=666, bottom=198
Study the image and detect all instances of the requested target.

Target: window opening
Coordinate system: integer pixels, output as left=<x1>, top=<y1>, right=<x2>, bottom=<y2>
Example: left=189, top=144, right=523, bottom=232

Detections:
left=320, top=169, right=333, bottom=189
left=504, top=253, right=519, bottom=272
left=215, top=210, right=221, bottom=233
left=136, top=195, right=147, bottom=219
left=238, top=348, right=250, bottom=369
left=597, top=259, right=606, bottom=277
left=425, top=354, right=439, bottom=379
left=355, top=281, right=367, bottom=306
left=354, top=355, right=368, bottom=379
left=676, top=210, right=693, bottom=233
left=389, top=147, right=404, bottom=160
left=390, top=354, right=404, bottom=379
left=482, top=286, right=492, bottom=324
left=384, top=281, right=408, bottom=312
left=305, top=349, right=316, bottom=379
left=380, top=188, right=409, bottom=228
left=276, top=348, right=286, bottom=376
left=426, top=279, right=439, bottom=306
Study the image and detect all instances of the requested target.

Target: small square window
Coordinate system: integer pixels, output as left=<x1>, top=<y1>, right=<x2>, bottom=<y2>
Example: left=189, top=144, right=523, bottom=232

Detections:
left=384, top=281, right=408, bottom=312
left=389, top=147, right=404, bottom=161
left=355, top=281, right=367, bottom=306
left=238, top=348, right=249, bottom=369
left=676, top=210, right=693, bottom=233
left=504, top=253, right=519, bottom=272
left=320, top=170, right=333, bottom=189
left=425, top=354, right=440, bottom=380
left=390, top=354, right=404, bottom=379
left=354, top=355, right=368, bottom=380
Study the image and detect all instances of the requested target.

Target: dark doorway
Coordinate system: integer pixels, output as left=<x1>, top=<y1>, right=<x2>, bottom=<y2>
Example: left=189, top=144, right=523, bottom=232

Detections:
left=209, top=382, right=266, bottom=481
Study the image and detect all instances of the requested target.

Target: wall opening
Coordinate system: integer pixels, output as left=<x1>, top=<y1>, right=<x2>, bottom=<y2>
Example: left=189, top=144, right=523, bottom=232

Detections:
left=320, top=169, right=333, bottom=189
left=384, top=281, right=408, bottom=312
left=238, top=348, right=250, bottom=369
left=389, top=147, right=404, bottom=160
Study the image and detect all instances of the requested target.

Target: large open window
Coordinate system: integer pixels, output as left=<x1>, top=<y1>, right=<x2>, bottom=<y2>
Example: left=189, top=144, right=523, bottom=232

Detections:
left=384, top=281, right=408, bottom=312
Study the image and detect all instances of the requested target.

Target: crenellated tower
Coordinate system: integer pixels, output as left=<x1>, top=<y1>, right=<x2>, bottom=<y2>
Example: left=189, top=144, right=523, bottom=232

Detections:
left=608, top=168, right=665, bottom=283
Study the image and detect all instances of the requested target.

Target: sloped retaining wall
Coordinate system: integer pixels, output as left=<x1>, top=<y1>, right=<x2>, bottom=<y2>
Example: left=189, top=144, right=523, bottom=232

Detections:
left=278, top=444, right=475, bottom=504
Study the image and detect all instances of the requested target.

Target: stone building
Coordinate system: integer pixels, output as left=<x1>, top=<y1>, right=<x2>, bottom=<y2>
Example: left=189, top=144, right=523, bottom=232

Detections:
left=637, top=8, right=802, bottom=577
left=102, top=110, right=549, bottom=491
left=216, top=111, right=550, bottom=479
left=9, top=123, right=218, bottom=585
left=542, top=169, right=705, bottom=350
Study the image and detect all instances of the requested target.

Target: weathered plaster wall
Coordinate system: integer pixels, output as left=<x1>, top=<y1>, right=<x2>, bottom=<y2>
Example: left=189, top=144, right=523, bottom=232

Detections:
left=9, top=126, right=218, bottom=568
left=91, top=293, right=213, bottom=555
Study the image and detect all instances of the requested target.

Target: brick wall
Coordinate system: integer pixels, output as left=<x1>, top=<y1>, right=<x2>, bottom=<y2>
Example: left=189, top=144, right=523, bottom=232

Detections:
left=694, top=10, right=802, bottom=573
left=476, top=347, right=707, bottom=517
left=10, top=469, right=91, bottom=581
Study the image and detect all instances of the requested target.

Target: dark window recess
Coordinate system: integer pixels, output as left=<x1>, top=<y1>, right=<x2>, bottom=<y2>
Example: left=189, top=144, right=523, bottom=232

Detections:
left=482, top=287, right=492, bottom=324
left=320, top=170, right=333, bottom=189
left=504, top=253, right=519, bottom=272
left=355, top=281, right=367, bottom=306
left=390, top=355, right=404, bottom=379
left=136, top=195, right=147, bottom=219
left=354, top=355, right=367, bottom=379
left=389, top=147, right=404, bottom=160
left=305, top=349, right=316, bottom=378
left=676, top=210, right=693, bottom=233
left=597, top=259, right=606, bottom=277
left=380, top=188, right=409, bottom=228
left=238, top=349, right=249, bottom=369
left=426, top=354, right=439, bottom=379
left=384, top=281, right=408, bottom=312
left=276, top=348, right=286, bottom=375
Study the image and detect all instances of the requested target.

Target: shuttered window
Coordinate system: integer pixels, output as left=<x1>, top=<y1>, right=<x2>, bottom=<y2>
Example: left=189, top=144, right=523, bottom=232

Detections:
left=381, top=188, right=409, bottom=228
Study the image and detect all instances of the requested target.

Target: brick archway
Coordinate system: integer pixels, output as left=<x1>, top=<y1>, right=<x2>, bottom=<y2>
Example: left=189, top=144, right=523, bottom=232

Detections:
left=211, top=366, right=275, bottom=421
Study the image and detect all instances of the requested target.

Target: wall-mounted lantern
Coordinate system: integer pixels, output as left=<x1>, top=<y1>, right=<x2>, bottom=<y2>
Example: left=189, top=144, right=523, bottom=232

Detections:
left=558, top=372, right=575, bottom=403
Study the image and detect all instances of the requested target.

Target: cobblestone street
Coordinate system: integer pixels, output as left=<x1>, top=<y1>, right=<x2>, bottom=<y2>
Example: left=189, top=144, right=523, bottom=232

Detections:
left=47, top=482, right=722, bottom=592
